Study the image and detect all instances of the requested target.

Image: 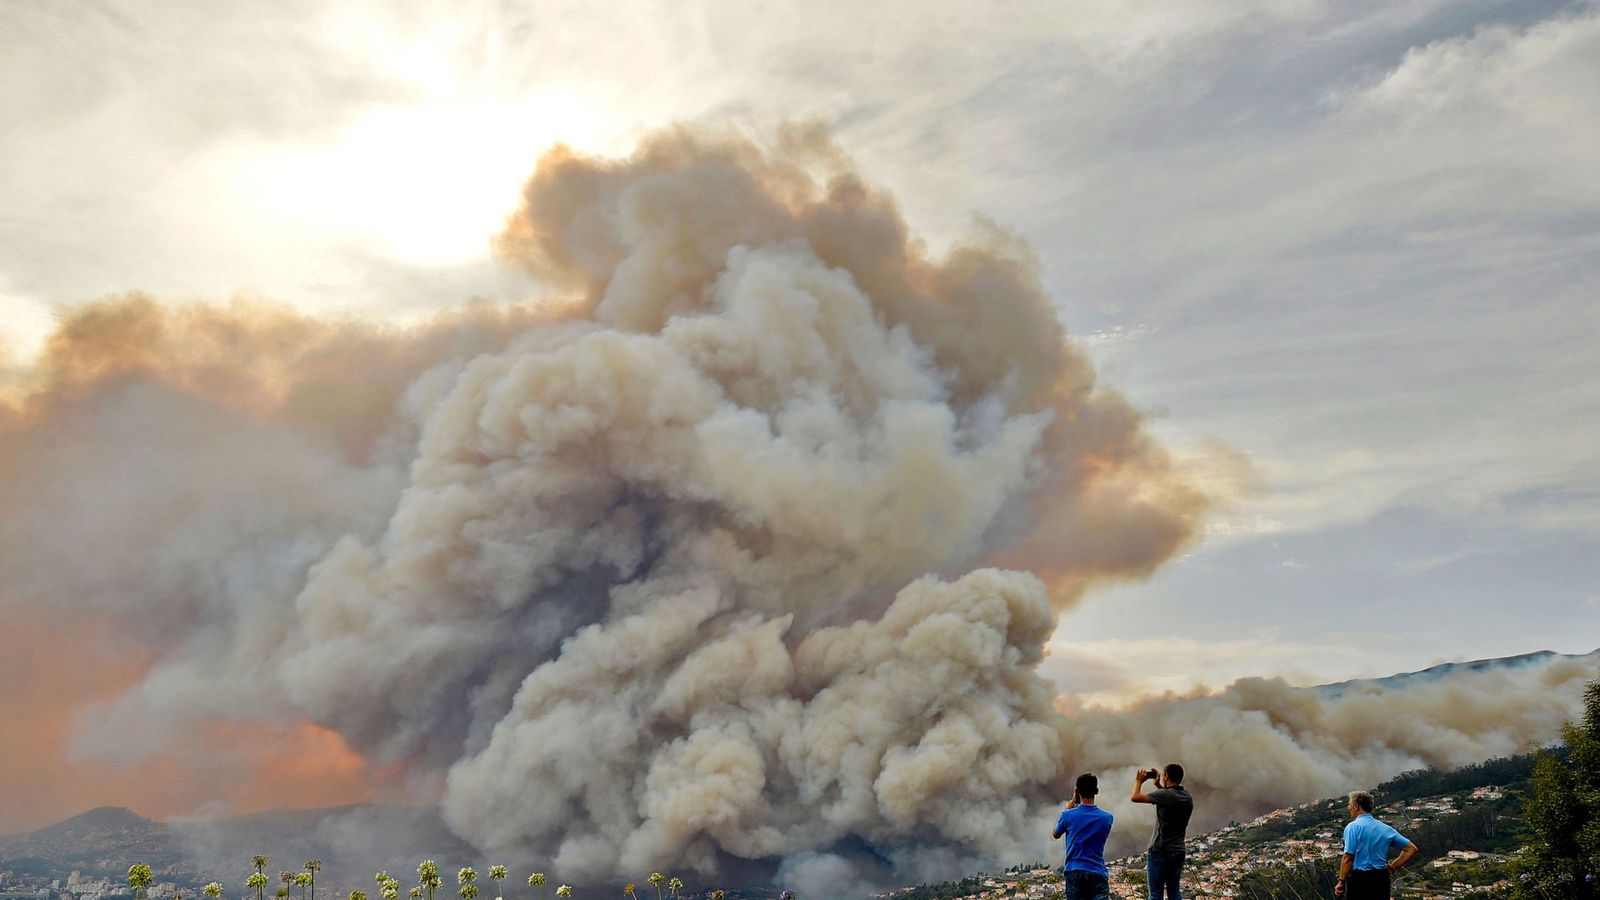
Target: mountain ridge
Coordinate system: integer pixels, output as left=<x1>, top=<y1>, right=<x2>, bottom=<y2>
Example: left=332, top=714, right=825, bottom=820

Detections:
left=1315, top=647, right=1600, bottom=697
left=28, top=807, right=152, bottom=836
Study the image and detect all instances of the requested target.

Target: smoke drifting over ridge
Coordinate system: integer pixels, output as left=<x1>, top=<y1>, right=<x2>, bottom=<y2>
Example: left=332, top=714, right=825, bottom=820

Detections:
left=0, top=126, right=1590, bottom=887
left=1064, top=654, right=1596, bottom=853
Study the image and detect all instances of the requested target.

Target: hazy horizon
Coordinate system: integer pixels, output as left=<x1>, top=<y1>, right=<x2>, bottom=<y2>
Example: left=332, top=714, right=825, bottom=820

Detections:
left=14, top=643, right=1593, bottom=834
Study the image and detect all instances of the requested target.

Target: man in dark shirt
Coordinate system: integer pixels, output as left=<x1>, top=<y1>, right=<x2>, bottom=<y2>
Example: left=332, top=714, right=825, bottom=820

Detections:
left=1132, top=764, right=1194, bottom=900
left=1054, top=773, right=1114, bottom=900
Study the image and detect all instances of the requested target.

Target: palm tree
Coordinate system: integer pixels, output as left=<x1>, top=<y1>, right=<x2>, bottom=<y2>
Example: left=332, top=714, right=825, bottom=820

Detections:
left=665, top=879, right=682, bottom=900
left=204, top=882, right=224, bottom=900
left=780, top=892, right=795, bottom=900
left=277, top=888, right=290, bottom=900
left=253, top=859, right=271, bottom=877
left=553, top=889, right=571, bottom=899
left=459, top=885, right=477, bottom=900
left=646, top=875, right=662, bottom=900
left=526, top=874, right=545, bottom=900
left=247, top=873, right=269, bottom=900
left=710, top=892, right=725, bottom=900
left=418, top=862, right=442, bottom=900
left=280, top=871, right=296, bottom=899
left=409, top=888, right=422, bottom=900
left=457, top=870, right=477, bottom=900
left=304, top=862, right=322, bottom=900
left=350, top=892, right=368, bottom=900
left=128, top=864, right=154, bottom=900
left=295, top=873, right=311, bottom=900
left=486, top=867, right=506, bottom=900
left=622, top=886, right=635, bottom=899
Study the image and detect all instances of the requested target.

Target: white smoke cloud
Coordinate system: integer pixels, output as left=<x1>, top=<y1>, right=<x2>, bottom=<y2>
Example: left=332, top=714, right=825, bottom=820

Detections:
left=0, top=125, right=1589, bottom=892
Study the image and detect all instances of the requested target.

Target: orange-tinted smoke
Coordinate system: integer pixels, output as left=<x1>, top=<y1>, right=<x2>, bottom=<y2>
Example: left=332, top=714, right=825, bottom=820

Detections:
left=0, top=597, right=382, bottom=833
left=3, top=293, right=578, bottom=463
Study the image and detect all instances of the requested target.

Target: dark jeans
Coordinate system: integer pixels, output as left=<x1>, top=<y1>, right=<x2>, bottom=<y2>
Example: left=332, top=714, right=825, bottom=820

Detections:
left=1346, top=868, right=1391, bottom=899
left=1062, top=870, right=1109, bottom=900
left=1146, top=848, right=1184, bottom=900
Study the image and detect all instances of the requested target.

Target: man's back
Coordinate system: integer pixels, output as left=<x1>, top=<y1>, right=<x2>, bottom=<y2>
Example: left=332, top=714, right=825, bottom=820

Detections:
left=1343, top=813, right=1410, bottom=870
left=1056, top=805, right=1114, bottom=875
left=1145, top=785, right=1194, bottom=853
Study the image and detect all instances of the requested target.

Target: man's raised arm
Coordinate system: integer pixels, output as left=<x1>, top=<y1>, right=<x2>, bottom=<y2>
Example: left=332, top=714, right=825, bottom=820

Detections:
left=1131, top=769, right=1154, bottom=804
left=1054, top=791, right=1080, bottom=839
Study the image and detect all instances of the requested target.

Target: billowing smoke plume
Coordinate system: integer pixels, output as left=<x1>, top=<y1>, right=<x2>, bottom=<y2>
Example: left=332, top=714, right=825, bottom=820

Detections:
left=1063, top=653, right=1596, bottom=856
left=0, top=126, right=1589, bottom=889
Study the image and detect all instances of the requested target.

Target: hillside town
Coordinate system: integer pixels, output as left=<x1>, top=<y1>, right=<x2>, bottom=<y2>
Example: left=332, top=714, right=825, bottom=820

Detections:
left=0, top=865, right=198, bottom=900
left=0, top=871, right=183, bottom=900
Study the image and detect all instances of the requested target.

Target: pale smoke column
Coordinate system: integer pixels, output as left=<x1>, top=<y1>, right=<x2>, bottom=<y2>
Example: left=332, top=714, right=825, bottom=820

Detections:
left=279, top=127, right=1208, bottom=882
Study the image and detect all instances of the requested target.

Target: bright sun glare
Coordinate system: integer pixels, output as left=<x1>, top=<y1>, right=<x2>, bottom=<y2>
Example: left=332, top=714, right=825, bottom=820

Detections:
left=221, top=93, right=615, bottom=266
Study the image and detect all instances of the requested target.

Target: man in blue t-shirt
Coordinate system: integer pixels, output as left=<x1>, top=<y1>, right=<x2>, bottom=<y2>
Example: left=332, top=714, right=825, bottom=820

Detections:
left=1053, top=773, right=1114, bottom=900
left=1336, top=790, right=1418, bottom=899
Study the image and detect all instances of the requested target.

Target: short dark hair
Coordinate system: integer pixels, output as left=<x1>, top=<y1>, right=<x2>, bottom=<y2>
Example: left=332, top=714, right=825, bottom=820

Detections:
left=1163, top=763, right=1184, bottom=784
left=1075, top=773, right=1099, bottom=798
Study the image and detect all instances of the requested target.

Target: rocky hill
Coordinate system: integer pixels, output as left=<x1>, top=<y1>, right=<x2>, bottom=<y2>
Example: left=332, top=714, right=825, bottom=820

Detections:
left=0, top=807, right=181, bottom=874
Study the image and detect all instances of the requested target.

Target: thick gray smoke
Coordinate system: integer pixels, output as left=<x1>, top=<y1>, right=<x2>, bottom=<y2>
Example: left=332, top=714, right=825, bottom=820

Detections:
left=0, top=126, right=1588, bottom=890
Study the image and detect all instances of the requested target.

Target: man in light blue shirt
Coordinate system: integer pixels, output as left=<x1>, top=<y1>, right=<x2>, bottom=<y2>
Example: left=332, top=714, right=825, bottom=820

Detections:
left=1336, top=790, right=1418, bottom=899
left=1053, top=773, right=1114, bottom=900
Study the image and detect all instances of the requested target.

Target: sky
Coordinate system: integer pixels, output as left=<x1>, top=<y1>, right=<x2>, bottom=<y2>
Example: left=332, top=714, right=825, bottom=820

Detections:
left=2, top=0, right=1598, bottom=825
